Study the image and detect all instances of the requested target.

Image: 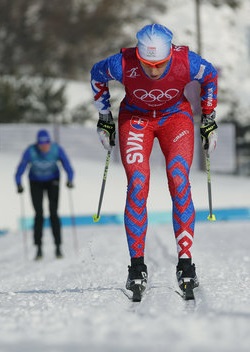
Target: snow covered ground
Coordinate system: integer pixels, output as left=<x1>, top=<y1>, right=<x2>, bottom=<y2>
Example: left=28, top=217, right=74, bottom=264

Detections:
left=1, top=221, right=250, bottom=352
left=1, top=149, right=250, bottom=352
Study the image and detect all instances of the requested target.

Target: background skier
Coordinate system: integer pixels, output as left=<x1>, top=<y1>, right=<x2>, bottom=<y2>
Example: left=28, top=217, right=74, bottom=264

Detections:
left=15, top=129, right=74, bottom=260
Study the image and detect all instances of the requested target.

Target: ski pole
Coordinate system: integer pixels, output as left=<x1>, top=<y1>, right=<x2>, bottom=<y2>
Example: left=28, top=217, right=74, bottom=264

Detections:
left=19, top=193, right=28, bottom=259
left=93, top=150, right=111, bottom=222
left=67, top=188, right=79, bottom=254
left=205, top=151, right=216, bottom=221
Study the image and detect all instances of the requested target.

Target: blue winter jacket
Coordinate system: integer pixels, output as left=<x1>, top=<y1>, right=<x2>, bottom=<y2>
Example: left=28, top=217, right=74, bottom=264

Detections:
left=15, top=143, right=74, bottom=185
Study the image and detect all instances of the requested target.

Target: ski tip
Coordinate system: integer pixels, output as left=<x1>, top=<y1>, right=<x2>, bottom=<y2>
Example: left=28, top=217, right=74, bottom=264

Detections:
left=92, top=214, right=100, bottom=223
left=132, top=296, right=142, bottom=303
left=182, top=282, right=195, bottom=300
left=131, top=285, right=143, bottom=302
left=207, top=214, right=216, bottom=221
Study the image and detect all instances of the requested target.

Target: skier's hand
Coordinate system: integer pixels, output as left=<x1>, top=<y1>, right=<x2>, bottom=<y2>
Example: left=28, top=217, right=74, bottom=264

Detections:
left=97, top=112, right=116, bottom=151
left=17, top=184, right=24, bottom=193
left=200, top=110, right=218, bottom=154
left=66, top=181, right=74, bottom=188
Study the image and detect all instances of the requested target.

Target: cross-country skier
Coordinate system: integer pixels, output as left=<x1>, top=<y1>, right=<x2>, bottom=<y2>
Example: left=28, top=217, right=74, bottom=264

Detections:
left=90, top=23, right=218, bottom=299
left=15, top=129, right=74, bottom=260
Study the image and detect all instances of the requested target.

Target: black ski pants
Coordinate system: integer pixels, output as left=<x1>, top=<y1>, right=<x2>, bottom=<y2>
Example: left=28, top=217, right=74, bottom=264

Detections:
left=30, top=179, right=61, bottom=247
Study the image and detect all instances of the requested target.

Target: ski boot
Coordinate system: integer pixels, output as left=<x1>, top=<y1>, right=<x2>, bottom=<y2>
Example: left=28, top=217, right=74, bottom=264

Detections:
left=34, top=245, right=43, bottom=261
left=126, top=258, right=147, bottom=302
left=55, top=245, right=63, bottom=259
left=176, top=258, right=199, bottom=300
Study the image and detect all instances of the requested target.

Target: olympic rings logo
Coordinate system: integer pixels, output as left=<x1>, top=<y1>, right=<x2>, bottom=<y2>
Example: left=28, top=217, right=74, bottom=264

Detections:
left=133, top=88, right=179, bottom=103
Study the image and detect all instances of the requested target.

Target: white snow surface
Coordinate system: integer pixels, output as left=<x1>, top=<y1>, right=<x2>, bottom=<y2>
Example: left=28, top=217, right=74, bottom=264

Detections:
left=1, top=150, right=250, bottom=352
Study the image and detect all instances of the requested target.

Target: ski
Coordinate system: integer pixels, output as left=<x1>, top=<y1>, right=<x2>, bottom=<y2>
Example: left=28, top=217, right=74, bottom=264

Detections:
left=182, top=282, right=195, bottom=300
left=175, top=282, right=195, bottom=300
left=131, top=284, right=143, bottom=302
left=122, top=284, right=145, bottom=302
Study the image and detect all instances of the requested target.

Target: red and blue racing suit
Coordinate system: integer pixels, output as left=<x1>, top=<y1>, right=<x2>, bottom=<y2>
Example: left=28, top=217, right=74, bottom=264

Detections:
left=91, top=45, right=217, bottom=259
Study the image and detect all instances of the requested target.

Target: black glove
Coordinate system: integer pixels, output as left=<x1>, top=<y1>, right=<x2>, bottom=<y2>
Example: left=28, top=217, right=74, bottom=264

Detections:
left=66, top=181, right=74, bottom=188
left=97, top=112, right=116, bottom=151
left=200, top=110, right=218, bottom=153
left=17, top=184, right=24, bottom=193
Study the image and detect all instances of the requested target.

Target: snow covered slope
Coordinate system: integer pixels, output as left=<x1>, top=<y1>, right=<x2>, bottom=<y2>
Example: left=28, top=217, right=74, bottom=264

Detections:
left=0, top=220, right=250, bottom=352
